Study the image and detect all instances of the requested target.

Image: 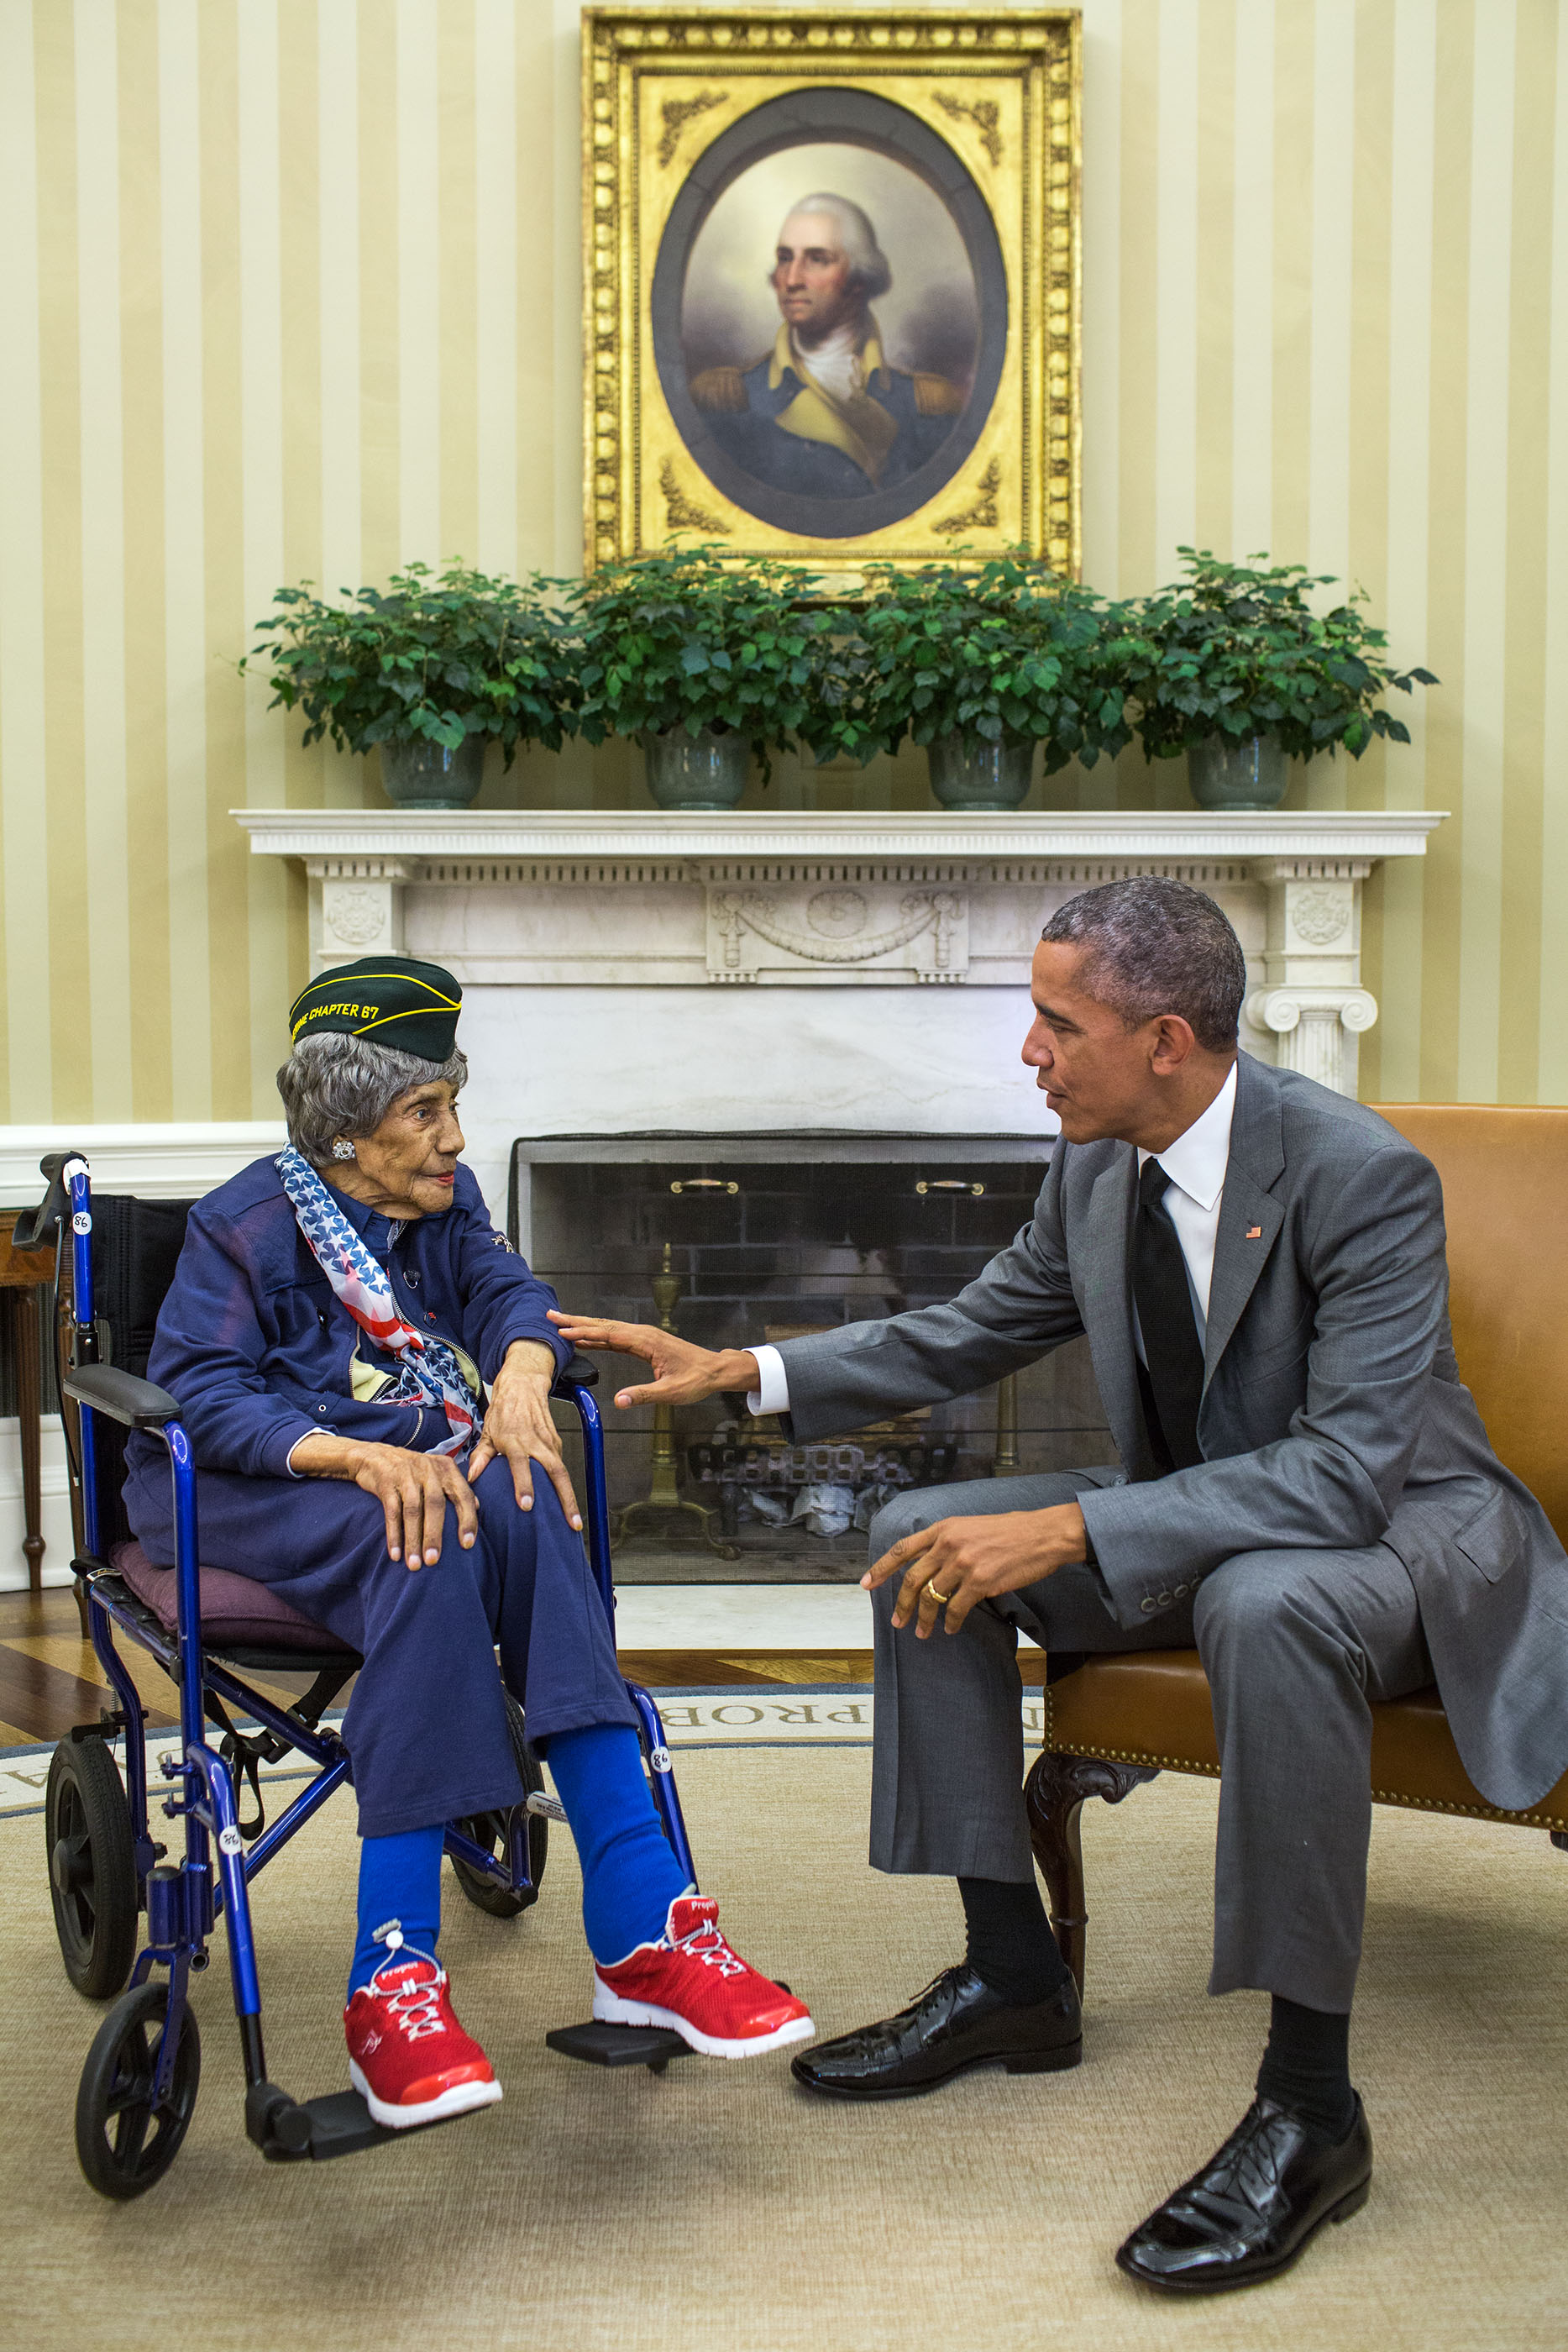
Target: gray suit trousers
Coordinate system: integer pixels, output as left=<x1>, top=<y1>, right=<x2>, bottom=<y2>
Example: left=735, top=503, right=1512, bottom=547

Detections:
left=868, top=1470, right=1434, bottom=2012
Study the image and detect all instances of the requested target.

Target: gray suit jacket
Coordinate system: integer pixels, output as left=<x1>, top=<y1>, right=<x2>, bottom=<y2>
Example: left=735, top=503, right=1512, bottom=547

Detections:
left=778, top=1054, right=1568, bottom=1813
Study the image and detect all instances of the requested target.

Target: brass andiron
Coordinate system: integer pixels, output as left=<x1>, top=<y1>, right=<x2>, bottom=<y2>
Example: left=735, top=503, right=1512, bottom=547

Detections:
left=993, top=1370, right=1020, bottom=1476
left=611, top=1243, right=740, bottom=1559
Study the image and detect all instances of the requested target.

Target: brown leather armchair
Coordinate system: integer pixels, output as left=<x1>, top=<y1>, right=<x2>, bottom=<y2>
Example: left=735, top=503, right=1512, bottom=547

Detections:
left=1025, top=1104, right=1568, bottom=1989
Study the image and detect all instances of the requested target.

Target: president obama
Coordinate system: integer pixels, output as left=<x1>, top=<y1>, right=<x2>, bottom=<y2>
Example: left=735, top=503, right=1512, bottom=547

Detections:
left=554, top=876, right=1568, bottom=2294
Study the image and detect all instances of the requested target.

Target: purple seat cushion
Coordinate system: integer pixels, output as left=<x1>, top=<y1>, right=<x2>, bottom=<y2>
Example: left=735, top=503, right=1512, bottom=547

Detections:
left=111, top=1539, right=358, bottom=1656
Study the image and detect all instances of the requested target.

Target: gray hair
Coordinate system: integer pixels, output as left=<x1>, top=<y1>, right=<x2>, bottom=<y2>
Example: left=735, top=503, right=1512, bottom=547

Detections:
left=777, top=193, right=892, bottom=300
left=276, top=1032, right=469, bottom=1167
left=1041, top=877, right=1245, bottom=1054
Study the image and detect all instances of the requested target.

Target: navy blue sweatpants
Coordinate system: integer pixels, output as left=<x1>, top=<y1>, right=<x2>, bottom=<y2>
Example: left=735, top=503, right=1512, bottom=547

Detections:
left=125, top=1454, right=638, bottom=1838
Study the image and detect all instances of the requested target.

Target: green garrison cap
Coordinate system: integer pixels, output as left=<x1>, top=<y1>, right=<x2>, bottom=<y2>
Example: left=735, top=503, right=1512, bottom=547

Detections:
left=288, top=956, right=462, bottom=1063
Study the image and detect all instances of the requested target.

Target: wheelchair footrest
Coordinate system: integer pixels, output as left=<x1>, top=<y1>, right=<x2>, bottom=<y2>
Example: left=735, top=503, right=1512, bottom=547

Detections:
left=546, top=2020, right=695, bottom=2072
left=248, top=2081, right=478, bottom=2162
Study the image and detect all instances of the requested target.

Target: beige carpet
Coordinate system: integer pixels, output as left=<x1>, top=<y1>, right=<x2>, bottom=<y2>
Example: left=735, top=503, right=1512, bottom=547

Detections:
left=4, top=1747, right=1565, bottom=2352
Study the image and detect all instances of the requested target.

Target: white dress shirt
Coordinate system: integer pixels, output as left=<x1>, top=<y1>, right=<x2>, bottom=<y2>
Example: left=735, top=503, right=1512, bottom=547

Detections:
left=1134, top=1059, right=1236, bottom=1350
left=747, top=1063, right=1239, bottom=1415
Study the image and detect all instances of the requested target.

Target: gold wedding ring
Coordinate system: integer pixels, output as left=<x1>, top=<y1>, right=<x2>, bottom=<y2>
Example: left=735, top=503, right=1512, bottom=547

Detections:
left=925, top=1580, right=956, bottom=1605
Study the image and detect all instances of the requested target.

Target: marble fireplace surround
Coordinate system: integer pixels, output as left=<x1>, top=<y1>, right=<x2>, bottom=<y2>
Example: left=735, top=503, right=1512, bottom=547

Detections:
left=238, top=809, right=1445, bottom=1213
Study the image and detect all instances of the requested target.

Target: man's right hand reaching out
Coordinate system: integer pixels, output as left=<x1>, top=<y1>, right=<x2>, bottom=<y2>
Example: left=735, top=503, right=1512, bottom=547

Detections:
left=548, top=1311, right=756, bottom=1411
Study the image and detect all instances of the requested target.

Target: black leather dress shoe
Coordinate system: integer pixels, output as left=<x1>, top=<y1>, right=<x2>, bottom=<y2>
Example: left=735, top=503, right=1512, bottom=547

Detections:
left=789, top=1965, right=1081, bottom=2101
left=1115, top=2094, right=1372, bottom=2294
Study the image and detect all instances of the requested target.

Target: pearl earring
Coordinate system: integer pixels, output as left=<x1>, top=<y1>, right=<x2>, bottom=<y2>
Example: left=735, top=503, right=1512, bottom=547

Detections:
left=331, top=1139, right=356, bottom=1162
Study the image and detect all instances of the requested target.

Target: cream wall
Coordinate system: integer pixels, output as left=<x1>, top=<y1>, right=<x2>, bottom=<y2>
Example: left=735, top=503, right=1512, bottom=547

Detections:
left=0, top=0, right=1563, bottom=1121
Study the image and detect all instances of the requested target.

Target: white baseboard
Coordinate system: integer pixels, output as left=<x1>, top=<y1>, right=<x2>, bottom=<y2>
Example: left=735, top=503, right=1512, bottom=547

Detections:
left=0, top=1416, right=76, bottom=1589
left=0, top=1122, right=286, bottom=1205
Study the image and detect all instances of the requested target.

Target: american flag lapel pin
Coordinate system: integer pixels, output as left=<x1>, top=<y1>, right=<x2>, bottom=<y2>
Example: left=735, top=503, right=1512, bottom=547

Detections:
left=1245, top=1226, right=1262, bottom=1240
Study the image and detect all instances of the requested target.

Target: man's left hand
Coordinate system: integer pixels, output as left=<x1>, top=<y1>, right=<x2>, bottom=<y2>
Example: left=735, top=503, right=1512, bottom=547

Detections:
left=467, top=1341, right=583, bottom=1530
left=863, top=1504, right=1088, bottom=1637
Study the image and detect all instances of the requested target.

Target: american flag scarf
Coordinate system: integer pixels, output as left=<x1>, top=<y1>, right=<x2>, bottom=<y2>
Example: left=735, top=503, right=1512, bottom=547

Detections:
left=275, top=1144, right=480, bottom=1457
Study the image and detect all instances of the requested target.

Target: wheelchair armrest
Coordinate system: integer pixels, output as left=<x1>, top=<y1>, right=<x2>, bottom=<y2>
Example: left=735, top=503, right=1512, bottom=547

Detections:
left=64, top=1364, right=182, bottom=1431
left=553, top=1354, right=600, bottom=1391
left=12, top=1147, right=91, bottom=1252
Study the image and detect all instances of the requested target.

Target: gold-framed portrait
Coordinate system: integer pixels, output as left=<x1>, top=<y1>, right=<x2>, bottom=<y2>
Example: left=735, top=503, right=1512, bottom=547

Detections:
left=582, top=7, right=1082, bottom=577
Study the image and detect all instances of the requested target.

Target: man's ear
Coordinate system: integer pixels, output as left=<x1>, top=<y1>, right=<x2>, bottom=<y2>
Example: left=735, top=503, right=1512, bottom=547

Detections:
left=1149, top=1014, right=1198, bottom=1073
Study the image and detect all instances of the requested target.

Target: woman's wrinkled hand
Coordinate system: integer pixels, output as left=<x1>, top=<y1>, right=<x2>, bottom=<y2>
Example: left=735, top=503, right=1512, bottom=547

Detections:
left=291, top=1433, right=479, bottom=1569
left=464, top=1340, right=583, bottom=1530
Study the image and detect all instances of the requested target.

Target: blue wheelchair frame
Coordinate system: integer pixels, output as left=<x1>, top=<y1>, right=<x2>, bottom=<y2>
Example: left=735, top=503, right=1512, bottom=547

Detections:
left=58, top=1152, right=696, bottom=2164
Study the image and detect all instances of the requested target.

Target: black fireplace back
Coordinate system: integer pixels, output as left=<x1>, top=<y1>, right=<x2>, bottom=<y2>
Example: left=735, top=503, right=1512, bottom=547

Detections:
left=510, top=1132, right=1117, bottom=1580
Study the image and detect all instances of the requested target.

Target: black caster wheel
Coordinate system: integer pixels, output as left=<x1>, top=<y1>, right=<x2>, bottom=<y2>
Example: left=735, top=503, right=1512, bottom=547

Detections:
left=76, top=1981, right=201, bottom=2200
left=450, top=1691, right=548, bottom=1918
left=46, top=1736, right=139, bottom=1999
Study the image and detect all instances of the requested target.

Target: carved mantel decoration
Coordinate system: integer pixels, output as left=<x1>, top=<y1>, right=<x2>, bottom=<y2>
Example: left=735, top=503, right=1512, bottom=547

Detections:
left=708, top=882, right=968, bottom=981
left=238, top=809, right=1445, bottom=1102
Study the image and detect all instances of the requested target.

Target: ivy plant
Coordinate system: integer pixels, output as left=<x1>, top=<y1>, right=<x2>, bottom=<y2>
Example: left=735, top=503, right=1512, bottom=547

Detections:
left=1125, top=549, right=1437, bottom=762
left=244, top=562, right=576, bottom=760
left=569, top=545, right=844, bottom=778
left=842, top=556, right=1137, bottom=772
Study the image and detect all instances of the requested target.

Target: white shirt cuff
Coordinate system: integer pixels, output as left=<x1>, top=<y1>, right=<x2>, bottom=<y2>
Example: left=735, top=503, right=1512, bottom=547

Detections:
left=284, top=1425, right=332, bottom=1477
left=747, top=1343, right=791, bottom=1417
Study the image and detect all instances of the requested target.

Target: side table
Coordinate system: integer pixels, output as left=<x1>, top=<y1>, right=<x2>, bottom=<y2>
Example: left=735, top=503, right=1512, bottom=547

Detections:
left=0, top=1209, right=58, bottom=1593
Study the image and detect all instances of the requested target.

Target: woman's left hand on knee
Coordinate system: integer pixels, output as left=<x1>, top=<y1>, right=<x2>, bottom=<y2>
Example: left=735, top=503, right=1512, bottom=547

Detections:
left=466, top=1341, right=584, bottom=1530
left=865, top=1505, right=1090, bottom=1637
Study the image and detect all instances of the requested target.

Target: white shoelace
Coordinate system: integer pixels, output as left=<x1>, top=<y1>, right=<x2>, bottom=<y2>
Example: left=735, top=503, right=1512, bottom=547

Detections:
left=367, top=1921, right=450, bottom=2042
left=669, top=1909, right=747, bottom=1981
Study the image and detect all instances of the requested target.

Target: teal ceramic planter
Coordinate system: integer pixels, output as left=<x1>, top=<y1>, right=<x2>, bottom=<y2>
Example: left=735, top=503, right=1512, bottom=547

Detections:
left=926, top=732, right=1035, bottom=811
left=379, top=738, right=485, bottom=810
left=1186, top=732, right=1288, bottom=810
left=642, top=727, right=750, bottom=811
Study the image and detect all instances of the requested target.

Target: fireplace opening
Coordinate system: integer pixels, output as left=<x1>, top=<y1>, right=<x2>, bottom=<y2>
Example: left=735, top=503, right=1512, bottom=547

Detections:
left=511, top=1133, right=1118, bottom=1583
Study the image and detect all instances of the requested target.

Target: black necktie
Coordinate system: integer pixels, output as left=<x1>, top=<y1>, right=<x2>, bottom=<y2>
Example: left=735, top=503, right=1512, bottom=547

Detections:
left=1133, top=1158, right=1205, bottom=1473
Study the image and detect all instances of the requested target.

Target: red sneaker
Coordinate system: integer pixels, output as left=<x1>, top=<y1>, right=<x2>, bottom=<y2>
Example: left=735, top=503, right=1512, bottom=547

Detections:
left=593, top=1894, right=814, bottom=2060
left=344, top=1926, right=502, bottom=2129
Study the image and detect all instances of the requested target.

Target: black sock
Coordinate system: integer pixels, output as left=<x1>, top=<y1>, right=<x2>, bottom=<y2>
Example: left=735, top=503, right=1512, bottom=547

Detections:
left=957, top=1877, right=1071, bottom=2008
left=1255, top=1995, right=1356, bottom=2140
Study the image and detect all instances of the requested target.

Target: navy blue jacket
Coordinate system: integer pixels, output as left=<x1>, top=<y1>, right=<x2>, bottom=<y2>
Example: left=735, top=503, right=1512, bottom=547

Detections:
left=124, top=1157, right=569, bottom=1485
left=701, top=357, right=958, bottom=498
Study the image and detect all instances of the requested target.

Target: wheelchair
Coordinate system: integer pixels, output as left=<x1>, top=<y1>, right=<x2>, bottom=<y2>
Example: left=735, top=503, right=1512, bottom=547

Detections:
left=21, top=1151, right=699, bottom=2201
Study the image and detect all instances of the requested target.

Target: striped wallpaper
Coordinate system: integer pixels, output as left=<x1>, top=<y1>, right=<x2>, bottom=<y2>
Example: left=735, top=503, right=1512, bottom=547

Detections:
left=0, top=0, right=1562, bottom=1119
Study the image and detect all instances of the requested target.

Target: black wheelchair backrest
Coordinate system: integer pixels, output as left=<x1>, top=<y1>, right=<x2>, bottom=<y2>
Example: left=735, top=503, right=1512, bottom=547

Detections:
left=85, top=1195, right=197, bottom=1379
left=60, top=1191, right=196, bottom=1553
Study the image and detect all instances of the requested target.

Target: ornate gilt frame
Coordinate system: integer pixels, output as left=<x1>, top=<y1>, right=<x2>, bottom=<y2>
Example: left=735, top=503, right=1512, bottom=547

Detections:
left=582, top=7, right=1082, bottom=577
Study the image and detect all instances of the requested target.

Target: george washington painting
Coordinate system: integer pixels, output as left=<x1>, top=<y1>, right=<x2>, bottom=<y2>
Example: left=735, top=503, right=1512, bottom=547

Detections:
left=585, top=10, right=1081, bottom=575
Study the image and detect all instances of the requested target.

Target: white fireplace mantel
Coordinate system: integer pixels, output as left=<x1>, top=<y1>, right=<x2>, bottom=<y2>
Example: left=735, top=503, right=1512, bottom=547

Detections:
left=236, top=806, right=1443, bottom=868
left=236, top=806, right=1445, bottom=1115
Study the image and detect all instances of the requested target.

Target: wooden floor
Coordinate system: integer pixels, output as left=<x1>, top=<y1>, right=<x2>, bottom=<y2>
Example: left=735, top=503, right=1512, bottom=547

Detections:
left=0, top=1583, right=1048, bottom=1747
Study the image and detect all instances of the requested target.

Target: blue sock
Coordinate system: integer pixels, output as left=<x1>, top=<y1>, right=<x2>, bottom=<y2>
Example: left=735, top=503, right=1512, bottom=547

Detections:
left=349, top=1824, right=445, bottom=2001
left=543, top=1724, right=690, bottom=1966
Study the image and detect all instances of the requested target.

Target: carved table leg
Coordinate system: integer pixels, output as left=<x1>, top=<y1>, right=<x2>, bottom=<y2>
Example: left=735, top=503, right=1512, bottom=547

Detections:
left=12, top=1288, right=45, bottom=1597
left=48, top=1275, right=91, bottom=1636
left=1025, top=1751, right=1161, bottom=1997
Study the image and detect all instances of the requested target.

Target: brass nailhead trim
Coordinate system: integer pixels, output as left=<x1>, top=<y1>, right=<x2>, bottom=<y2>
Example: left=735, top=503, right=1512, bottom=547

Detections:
left=1041, top=1734, right=1566, bottom=1832
left=1366, top=1784, right=1568, bottom=1831
left=1044, top=1739, right=1220, bottom=1782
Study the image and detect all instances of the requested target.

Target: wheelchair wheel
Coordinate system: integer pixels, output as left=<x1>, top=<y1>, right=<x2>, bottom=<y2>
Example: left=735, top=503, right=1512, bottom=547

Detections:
left=76, top=1981, right=200, bottom=2200
left=46, top=1736, right=139, bottom=2000
left=450, top=1690, right=548, bottom=1918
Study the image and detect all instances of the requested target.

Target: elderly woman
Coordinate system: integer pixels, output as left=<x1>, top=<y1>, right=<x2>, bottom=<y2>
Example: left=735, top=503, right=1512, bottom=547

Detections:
left=123, top=955, right=810, bottom=2129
